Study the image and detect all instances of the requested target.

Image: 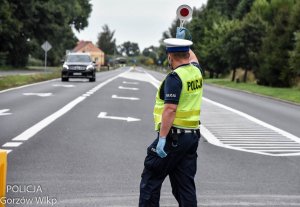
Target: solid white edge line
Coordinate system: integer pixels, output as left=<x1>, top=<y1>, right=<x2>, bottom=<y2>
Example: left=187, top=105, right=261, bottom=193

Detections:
left=0, top=78, right=59, bottom=94
left=11, top=70, right=130, bottom=142
left=143, top=70, right=300, bottom=157
left=12, top=96, right=86, bottom=141
left=144, top=72, right=161, bottom=88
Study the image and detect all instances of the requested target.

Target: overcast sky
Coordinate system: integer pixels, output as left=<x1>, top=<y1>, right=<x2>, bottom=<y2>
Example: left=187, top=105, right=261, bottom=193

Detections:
left=74, top=0, right=208, bottom=50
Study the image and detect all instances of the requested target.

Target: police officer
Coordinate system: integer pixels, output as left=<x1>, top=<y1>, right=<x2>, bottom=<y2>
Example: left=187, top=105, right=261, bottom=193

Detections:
left=139, top=38, right=203, bottom=207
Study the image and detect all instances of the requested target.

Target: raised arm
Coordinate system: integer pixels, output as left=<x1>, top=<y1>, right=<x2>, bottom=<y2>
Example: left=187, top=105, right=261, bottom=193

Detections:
left=189, top=49, right=199, bottom=64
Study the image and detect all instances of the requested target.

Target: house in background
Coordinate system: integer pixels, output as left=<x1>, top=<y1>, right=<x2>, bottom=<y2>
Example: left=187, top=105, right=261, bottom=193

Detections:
left=73, top=41, right=105, bottom=67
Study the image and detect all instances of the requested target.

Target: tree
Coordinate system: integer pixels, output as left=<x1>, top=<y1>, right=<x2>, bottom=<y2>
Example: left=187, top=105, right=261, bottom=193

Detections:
left=161, top=19, right=179, bottom=40
left=224, top=13, right=267, bottom=82
left=0, top=0, right=92, bottom=66
left=142, top=46, right=159, bottom=64
left=97, top=24, right=116, bottom=55
left=119, top=41, right=140, bottom=57
left=288, top=1, right=300, bottom=80
left=256, top=0, right=295, bottom=87
left=289, top=32, right=300, bottom=78
left=193, top=11, right=232, bottom=78
left=234, top=0, right=255, bottom=19
left=206, top=0, right=241, bottom=19
left=157, top=18, right=179, bottom=64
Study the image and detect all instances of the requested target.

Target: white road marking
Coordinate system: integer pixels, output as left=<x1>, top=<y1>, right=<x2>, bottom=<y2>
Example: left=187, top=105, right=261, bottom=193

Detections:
left=13, top=96, right=85, bottom=141
left=10, top=70, right=130, bottom=143
left=0, top=109, right=12, bottom=116
left=2, top=142, right=22, bottom=147
left=201, top=98, right=300, bottom=156
left=143, top=70, right=300, bottom=157
left=112, top=95, right=140, bottom=101
left=242, top=146, right=300, bottom=148
left=98, top=112, right=141, bottom=122
left=53, top=84, right=75, bottom=88
left=0, top=79, right=58, bottom=94
left=23, top=93, right=53, bottom=97
left=123, top=81, right=139, bottom=85
left=203, top=98, right=300, bottom=143
left=58, top=192, right=300, bottom=206
left=118, top=86, right=139, bottom=91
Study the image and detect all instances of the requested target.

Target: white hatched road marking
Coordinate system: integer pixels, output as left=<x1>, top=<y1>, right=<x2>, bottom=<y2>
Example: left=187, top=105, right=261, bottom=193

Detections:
left=142, top=70, right=300, bottom=157
left=2, top=68, right=300, bottom=157
left=201, top=98, right=300, bottom=156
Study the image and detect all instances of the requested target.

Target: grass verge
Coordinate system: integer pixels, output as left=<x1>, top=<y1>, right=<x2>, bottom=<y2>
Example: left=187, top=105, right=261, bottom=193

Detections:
left=0, top=71, right=60, bottom=91
left=205, top=79, right=300, bottom=104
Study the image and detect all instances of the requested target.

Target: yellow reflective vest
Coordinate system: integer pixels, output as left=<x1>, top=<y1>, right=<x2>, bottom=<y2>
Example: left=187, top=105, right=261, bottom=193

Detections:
left=153, top=64, right=203, bottom=131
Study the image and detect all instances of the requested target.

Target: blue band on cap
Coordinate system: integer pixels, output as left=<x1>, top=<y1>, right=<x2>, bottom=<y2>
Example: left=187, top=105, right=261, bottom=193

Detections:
left=166, top=46, right=190, bottom=53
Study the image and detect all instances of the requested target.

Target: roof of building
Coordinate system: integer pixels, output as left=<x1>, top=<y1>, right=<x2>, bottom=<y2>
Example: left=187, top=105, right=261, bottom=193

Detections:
left=73, top=41, right=104, bottom=53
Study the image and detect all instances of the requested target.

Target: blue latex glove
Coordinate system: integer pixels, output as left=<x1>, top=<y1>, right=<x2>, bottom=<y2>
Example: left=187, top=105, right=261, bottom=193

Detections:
left=176, top=27, right=186, bottom=39
left=156, top=137, right=167, bottom=158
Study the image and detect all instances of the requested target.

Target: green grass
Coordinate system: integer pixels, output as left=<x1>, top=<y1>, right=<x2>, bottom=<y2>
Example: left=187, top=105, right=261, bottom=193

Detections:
left=0, top=66, right=59, bottom=71
left=0, top=71, right=60, bottom=91
left=205, top=79, right=300, bottom=104
left=0, top=66, right=26, bottom=71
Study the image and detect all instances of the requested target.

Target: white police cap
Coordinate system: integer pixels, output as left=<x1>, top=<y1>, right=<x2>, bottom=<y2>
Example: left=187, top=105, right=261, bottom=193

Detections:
left=164, top=38, right=193, bottom=53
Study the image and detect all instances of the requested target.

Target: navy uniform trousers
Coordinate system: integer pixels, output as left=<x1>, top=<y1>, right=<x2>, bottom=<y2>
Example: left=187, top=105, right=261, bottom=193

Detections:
left=139, top=130, right=200, bottom=207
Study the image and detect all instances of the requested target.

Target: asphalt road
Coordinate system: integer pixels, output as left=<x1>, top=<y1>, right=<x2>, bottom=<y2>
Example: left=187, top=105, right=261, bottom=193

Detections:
left=1, top=67, right=300, bottom=206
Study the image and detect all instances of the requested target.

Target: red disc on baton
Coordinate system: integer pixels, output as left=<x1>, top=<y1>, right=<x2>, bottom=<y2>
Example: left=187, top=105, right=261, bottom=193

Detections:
left=176, top=5, right=193, bottom=21
left=180, top=8, right=189, bottom=17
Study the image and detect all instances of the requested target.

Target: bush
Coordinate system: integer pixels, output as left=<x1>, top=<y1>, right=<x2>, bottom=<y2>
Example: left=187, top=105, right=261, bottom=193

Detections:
left=0, top=52, right=8, bottom=66
left=28, top=57, right=43, bottom=66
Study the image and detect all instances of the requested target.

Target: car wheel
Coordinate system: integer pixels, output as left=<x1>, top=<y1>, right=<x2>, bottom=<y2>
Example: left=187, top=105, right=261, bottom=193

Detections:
left=89, top=77, right=96, bottom=82
left=61, top=77, right=69, bottom=82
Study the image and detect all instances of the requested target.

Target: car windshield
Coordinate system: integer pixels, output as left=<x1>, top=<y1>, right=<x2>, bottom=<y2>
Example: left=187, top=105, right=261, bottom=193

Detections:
left=66, top=55, right=91, bottom=63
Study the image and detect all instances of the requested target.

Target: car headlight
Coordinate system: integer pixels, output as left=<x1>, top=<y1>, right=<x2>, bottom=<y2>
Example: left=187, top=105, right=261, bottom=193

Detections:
left=86, top=65, right=94, bottom=70
left=63, top=64, right=69, bottom=70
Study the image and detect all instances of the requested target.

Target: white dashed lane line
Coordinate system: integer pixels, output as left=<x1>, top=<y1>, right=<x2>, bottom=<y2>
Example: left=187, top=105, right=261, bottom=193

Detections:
left=123, top=81, right=139, bottom=85
left=0, top=70, right=131, bottom=154
left=118, top=86, right=139, bottom=90
left=2, top=142, right=22, bottom=147
left=112, top=95, right=140, bottom=101
left=2, top=68, right=300, bottom=157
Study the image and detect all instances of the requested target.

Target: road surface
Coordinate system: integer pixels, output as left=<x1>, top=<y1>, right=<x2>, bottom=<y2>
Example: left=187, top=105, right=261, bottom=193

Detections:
left=1, top=67, right=300, bottom=206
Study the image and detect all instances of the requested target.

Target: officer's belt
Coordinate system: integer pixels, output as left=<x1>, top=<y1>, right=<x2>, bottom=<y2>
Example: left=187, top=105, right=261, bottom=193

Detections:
left=170, top=127, right=200, bottom=137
